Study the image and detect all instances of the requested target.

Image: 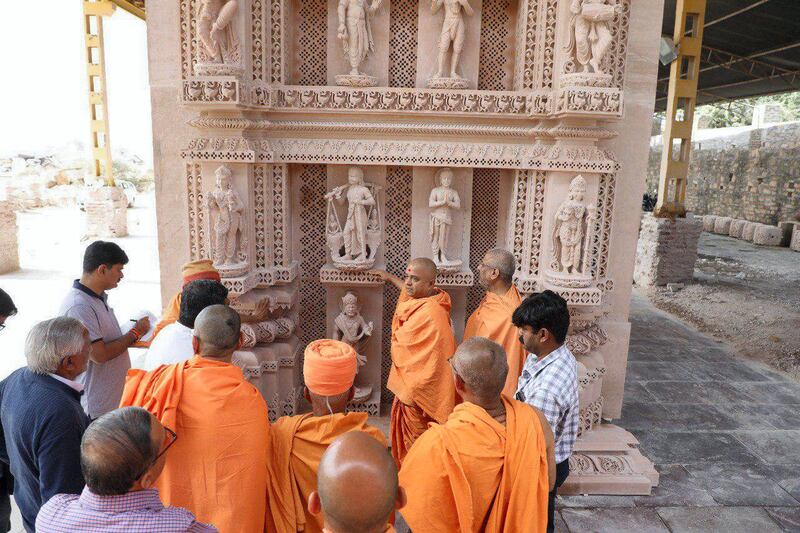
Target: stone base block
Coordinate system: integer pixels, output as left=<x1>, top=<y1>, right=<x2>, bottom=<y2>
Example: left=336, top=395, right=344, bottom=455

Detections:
left=84, top=186, right=128, bottom=238
left=792, top=229, right=800, bottom=252
left=560, top=424, right=659, bottom=496
left=779, top=221, right=800, bottom=247
left=753, top=225, right=783, bottom=246
left=713, top=216, right=732, bottom=234
left=0, top=202, right=20, bottom=274
left=633, top=214, right=702, bottom=287
left=729, top=219, right=747, bottom=239
left=702, top=215, right=717, bottom=232
left=741, top=221, right=759, bottom=241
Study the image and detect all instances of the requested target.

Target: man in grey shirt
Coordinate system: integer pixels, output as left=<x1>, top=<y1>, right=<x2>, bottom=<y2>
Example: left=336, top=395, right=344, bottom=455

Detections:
left=59, top=241, right=149, bottom=418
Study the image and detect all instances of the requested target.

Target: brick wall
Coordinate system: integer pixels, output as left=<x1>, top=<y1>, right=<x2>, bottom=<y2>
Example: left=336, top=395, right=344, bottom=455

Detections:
left=647, top=121, right=800, bottom=225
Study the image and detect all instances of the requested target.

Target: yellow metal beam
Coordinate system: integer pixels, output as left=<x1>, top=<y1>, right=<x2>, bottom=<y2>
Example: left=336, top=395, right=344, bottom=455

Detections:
left=83, top=0, right=116, bottom=186
left=110, top=0, right=145, bottom=20
left=654, top=0, right=707, bottom=218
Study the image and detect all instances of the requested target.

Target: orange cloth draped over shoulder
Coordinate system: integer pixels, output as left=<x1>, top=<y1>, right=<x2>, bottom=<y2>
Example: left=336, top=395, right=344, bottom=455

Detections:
left=146, top=260, right=221, bottom=345
left=463, top=285, right=526, bottom=398
left=119, top=356, right=269, bottom=533
left=265, top=412, right=387, bottom=533
left=388, top=287, right=456, bottom=466
left=398, top=397, right=549, bottom=533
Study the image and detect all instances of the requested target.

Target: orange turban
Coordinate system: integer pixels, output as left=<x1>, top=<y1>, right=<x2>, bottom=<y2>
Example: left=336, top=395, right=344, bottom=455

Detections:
left=181, top=259, right=221, bottom=286
left=303, top=340, right=358, bottom=396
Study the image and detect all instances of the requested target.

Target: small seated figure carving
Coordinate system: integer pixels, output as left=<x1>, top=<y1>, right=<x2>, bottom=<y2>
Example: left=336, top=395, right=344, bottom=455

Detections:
left=332, top=292, right=373, bottom=368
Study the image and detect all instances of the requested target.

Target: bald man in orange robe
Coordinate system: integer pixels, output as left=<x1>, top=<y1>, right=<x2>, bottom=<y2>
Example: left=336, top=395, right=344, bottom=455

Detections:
left=464, top=248, right=527, bottom=397
left=309, top=432, right=406, bottom=533
left=373, top=258, right=457, bottom=467
left=266, top=340, right=387, bottom=533
left=399, top=337, right=555, bottom=533
left=146, top=259, right=270, bottom=345
left=120, top=305, right=269, bottom=533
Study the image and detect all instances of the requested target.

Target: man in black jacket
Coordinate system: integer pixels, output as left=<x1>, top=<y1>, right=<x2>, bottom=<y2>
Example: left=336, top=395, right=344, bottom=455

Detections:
left=0, top=317, right=92, bottom=532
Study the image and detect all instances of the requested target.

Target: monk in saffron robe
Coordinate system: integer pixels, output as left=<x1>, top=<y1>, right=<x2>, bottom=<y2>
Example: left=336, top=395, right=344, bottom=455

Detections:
left=373, top=258, right=456, bottom=467
left=399, top=337, right=555, bottom=533
left=464, top=248, right=527, bottom=397
left=309, top=432, right=407, bottom=533
left=120, top=305, right=269, bottom=533
left=266, top=340, right=387, bottom=533
left=146, top=259, right=270, bottom=345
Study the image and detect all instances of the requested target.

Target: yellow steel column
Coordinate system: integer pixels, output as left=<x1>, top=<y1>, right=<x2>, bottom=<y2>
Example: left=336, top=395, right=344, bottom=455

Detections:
left=654, top=0, right=707, bottom=218
left=83, top=0, right=117, bottom=186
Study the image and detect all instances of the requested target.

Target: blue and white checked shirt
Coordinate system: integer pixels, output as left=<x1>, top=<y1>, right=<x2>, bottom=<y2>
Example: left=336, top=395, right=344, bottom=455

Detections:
left=515, top=344, right=579, bottom=463
left=36, top=487, right=217, bottom=532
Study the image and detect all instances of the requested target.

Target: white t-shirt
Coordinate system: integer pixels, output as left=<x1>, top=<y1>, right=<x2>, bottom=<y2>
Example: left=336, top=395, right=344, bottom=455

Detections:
left=141, top=322, right=194, bottom=370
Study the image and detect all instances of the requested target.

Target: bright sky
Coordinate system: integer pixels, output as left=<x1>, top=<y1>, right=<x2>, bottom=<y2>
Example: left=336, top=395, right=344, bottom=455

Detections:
left=0, top=1, right=153, bottom=165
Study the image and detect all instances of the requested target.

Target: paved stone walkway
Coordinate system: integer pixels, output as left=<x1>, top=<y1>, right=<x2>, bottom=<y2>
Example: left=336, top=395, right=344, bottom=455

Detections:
left=555, top=292, right=800, bottom=532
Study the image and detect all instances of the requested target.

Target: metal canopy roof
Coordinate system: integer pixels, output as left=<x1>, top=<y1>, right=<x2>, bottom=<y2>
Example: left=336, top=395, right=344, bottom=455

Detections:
left=656, top=0, right=800, bottom=110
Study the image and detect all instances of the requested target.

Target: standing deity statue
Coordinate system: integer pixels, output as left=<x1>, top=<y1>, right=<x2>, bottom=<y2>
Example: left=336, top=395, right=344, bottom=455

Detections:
left=432, top=0, right=474, bottom=80
left=196, top=0, right=240, bottom=65
left=337, top=0, right=382, bottom=78
left=429, top=168, right=462, bottom=267
left=565, top=0, right=622, bottom=74
left=552, top=175, right=591, bottom=274
left=325, top=167, right=377, bottom=262
left=207, top=165, right=245, bottom=268
left=333, top=292, right=373, bottom=368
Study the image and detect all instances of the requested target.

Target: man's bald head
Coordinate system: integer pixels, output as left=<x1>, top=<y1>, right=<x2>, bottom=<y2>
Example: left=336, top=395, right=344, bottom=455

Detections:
left=316, top=432, right=398, bottom=533
left=452, top=337, right=508, bottom=403
left=404, top=257, right=438, bottom=298
left=483, top=248, right=515, bottom=283
left=193, top=304, right=241, bottom=355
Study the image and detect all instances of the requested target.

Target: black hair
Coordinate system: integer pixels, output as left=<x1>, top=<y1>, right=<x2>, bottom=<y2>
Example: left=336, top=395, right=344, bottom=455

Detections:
left=0, top=288, right=17, bottom=317
left=82, top=241, right=129, bottom=273
left=179, top=280, right=229, bottom=328
left=511, top=290, right=570, bottom=344
left=81, top=407, right=157, bottom=495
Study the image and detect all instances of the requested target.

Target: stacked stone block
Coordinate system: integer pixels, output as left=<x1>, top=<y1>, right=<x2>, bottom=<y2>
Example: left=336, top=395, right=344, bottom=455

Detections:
left=741, top=222, right=759, bottom=241
left=702, top=215, right=717, bottom=232
left=634, top=214, right=703, bottom=287
left=84, top=186, right=128, bottom=238
left=792, top=229, right=800, bottom=252
left=753, top=225, right=783, bottom=246
left=729, top=219, right=747, bottom=239
left=713, top=216, right=732, bottom=234
left=0, top=202, right=20, bottom=274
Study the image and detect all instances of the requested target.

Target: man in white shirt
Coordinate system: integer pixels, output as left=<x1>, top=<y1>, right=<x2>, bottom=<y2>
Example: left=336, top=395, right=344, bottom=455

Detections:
left=141, top=280, right=229, bottom=370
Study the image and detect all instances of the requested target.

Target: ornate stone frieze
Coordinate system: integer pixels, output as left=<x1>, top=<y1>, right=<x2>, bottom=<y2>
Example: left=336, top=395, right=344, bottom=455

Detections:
left=319, top=267, right=385, bottom=287
left=555, top=86, right=623, bottom=117
left=436, top=270, right=475, bottom=287
left=578, top=396, right=603, bottom=437
left=183, top=78, right=242, bottom=105
left=566, top=322, right=609, bottom=356
left=182, top=138, right=258, bottom=162
left=221, top=270, right=260, bottom=297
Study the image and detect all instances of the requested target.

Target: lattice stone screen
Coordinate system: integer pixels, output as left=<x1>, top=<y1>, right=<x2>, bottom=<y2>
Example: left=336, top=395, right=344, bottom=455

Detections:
left=380, top=166, right=413, bottom=402
left=467, top=168, right=502, bottom=316
left=293, top=0, right=327, bottom=85
left=478, top=0, right=516, bottom=91
left=297, top=164, right=327, bottom=348
left=389, top=0, right=419, bottom=88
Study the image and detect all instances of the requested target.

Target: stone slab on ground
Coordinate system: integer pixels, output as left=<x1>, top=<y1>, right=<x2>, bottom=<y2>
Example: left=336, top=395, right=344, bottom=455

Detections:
left=656, top=507, right=783, bottom=532
left=632, top=465, right=717, bottom=508
left=765, top=507, right=800, bottom=531
left=560, top=508, right=669, bottom=532
left=753, top=224, right=783, bottom=246
left=633, top=214, right=702, bottom=287
left=683, top=463, right=799, bottom=506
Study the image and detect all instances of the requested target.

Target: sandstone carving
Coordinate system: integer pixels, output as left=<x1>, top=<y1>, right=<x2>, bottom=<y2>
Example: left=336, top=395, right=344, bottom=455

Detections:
left=336, top=0, right=382, bottom=87
left=565, top=0, right=621, bottom=77
left=332, top=292, right=373, bottom=368
left=429, top=168, right=463, bottom=273
left=428, top=0, right=474, bottom=89
left=551, top=175, right=594, bottom=278
left=207, top=165, right=248, bottom=276
left=325, top=167, right=382, bottom=271
left=753, top=225, right=782, bottom=246
left=240, top=317, right=296, bottom=348
left=196, top=0, right=242, bottom=75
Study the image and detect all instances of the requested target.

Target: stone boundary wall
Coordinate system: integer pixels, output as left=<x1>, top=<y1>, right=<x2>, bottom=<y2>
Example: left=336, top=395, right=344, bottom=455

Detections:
left=646, top=121, right=800, bottom=225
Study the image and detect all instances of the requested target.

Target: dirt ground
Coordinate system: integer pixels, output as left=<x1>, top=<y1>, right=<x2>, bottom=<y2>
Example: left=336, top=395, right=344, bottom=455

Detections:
left=642, top=232, right=800, bottom=381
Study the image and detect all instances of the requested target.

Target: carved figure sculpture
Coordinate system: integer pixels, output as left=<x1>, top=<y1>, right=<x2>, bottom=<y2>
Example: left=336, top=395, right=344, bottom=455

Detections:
left=207, top=166, right=246, bottom=271
left=196, top=0, right=240, bottom=65
left=565, top=0, right=622, bottom=74
left=337, top=0, right=382, bottom=80
left=429, top=168, right=462, bottom=270
left=325, top=167, right=382, bottom=270
left=552, top=175, right=592, bottom=274
left=332, top=292, right=373, bottom=368
left=431, top=0, right=474, bottom=83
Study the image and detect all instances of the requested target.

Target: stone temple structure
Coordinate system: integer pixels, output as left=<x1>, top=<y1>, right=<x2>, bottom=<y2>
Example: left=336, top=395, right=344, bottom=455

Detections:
left=147, top=0, right=663, bottom=493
